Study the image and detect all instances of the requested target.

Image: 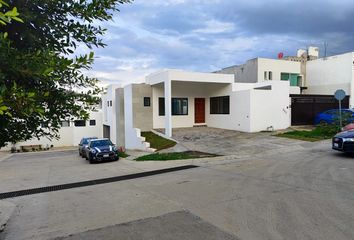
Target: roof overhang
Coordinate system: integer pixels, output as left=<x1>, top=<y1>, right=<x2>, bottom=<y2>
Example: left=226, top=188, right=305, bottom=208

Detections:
left=146, top=69, right=234, bottom=85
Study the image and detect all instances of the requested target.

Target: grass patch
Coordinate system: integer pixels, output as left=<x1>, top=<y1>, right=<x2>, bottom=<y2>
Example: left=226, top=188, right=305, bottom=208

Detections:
left=119, top=151, right=129, bottom=158
left=141, top=131, right=176, bottom=151
left=135, top=151, right=219, bottom=161
left=276, top=125, right=339, bottom=142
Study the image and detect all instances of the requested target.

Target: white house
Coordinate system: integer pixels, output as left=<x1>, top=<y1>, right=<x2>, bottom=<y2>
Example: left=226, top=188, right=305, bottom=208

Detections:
left=4, top=47, right=352, bottom=152
left=1, top=110, right=103, bottom=151
left=305, top=52, right=354, bottom=106
left=216, top=57, right=303, bottom=95
left=105, top=69, right=291, bottom=150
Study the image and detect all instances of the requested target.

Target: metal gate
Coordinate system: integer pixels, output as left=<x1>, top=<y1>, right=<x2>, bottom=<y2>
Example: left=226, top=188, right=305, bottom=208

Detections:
left=290, top=94, right=350, bottom=125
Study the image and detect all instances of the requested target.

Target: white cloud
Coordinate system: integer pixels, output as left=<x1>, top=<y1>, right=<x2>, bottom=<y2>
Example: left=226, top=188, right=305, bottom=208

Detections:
left=193, top=20, right=235, bottom=34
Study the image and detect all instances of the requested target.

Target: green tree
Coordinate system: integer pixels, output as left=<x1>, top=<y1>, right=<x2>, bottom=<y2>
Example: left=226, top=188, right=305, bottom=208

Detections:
left=0, top=0, right=132, bottom=147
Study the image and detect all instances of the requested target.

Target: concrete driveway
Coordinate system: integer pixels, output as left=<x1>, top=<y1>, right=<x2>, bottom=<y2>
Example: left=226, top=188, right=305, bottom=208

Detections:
left=169, top=127, right=307, bottom=156
left=1, top=137, right=354, bottom=239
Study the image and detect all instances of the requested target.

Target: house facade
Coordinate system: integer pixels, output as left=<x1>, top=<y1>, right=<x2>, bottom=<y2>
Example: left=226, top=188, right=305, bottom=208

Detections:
left=104, top=69, right=291, bottom=150
left=3, top=47, right=353, bottom=151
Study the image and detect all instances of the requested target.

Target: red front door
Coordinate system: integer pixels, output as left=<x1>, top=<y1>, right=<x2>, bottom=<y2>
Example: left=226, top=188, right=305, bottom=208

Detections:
left=194, top=98, right=205, bottom=124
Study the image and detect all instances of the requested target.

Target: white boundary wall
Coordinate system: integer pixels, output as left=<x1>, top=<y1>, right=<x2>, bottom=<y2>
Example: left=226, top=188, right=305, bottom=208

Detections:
left=1, top=111, right=103, bottom=151
left=306, top=52, right=354, bottom=106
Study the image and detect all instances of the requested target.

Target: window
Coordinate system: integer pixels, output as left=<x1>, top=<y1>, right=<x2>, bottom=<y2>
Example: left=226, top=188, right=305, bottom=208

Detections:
left=61, top=121, right=70, bottom=127
left=107, top=101, right=109, bottom=107
left=74, top=120, right=86, bottom=127
left=268, top=71, right=273, bottom=80
left=210, top=96, right=230, bottom=114
left=110, top=100, right=112, bottom=107
left=144, top=97, right=151, bottom=107
left=158, top=98, right=188, bottom=116
left=172, top=98, right=188, bottom=115
left=89, top=120, right=96, bottom=126
left=281, top=72, right=290, bottom=80
left=159, top=98, right=165, bottom=116
left=264, top=71, right=268, bottom=80
left=281, top=72, right=300, bottom=86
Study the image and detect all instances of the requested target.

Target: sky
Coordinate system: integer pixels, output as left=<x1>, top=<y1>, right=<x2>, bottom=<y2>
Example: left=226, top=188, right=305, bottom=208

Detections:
left=86, top=0, right=354, bottom=86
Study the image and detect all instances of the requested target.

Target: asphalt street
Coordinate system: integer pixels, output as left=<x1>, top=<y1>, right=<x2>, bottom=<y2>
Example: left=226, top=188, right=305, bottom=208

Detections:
left=0, top=139, right=354, bottom=240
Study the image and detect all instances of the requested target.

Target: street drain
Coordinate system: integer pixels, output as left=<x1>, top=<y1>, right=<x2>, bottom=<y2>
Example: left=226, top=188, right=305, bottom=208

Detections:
left=0, top=165, right=199, bottom=200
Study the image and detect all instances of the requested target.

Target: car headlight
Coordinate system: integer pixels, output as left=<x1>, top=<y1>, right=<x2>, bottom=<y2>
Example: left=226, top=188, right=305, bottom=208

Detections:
left=343, top=138, right=354, bottom=142
left=112, top=146, right=117, bottom=151
left=91, top=149, right=97, bottom=154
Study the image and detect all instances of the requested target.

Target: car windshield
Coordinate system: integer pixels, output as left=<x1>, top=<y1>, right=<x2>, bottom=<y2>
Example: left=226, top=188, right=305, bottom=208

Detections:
left=82, top=138, right=96, bottom=144
left=90, top=140, right=112, bottom=147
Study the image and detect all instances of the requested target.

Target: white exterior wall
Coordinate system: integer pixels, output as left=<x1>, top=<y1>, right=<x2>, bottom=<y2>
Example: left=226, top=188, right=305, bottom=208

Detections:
left=150, top=76, right=290, bottom=133
left=257, top=58, right=301, bottom=82
left=123, top=84, right=147, bottom=150
left=206, top=89, right=252, bottom=132
left=1, top=111, right=103, bottom=151
left=208, top=81, right=290, bottom=132
left=102, top=84, right=121, bottom=143
left=147, top=69, right=234, bottom=85
left=249, top=81, right=291, bottom=132
left=306, top=53, right=354, bottom=105
left=152, top=82, right=232, bottom=129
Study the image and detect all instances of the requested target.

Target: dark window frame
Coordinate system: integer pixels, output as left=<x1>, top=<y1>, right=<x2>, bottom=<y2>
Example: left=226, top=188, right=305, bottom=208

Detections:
left=159, top=97, right=189, bottom=116
left=210, top=96, right=230, bottom=115
left=144, top=97, right=151, bottom=107
left=74, top=120, right=86, bottom=127
left=89, top=120, right=96, bottom=126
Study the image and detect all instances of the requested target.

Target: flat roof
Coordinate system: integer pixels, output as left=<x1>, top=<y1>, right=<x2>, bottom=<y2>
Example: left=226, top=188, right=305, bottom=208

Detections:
left=146, top=69, right=234, bottom=85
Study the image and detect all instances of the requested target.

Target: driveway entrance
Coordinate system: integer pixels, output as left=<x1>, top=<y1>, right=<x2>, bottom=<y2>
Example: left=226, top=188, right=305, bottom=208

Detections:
left=171, top=127, right=303, bottom=156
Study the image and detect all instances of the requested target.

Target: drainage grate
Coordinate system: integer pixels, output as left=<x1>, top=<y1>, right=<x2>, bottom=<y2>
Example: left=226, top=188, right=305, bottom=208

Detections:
left=0, top=165, right=199, bottom=200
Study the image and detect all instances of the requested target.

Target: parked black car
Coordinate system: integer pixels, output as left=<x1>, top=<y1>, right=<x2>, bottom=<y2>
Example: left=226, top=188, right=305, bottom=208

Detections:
left=79, top=137, right=98, bottom=158
left=332, top=130, right=354, bottom=153
left=84, top=138, right=119, bottom=164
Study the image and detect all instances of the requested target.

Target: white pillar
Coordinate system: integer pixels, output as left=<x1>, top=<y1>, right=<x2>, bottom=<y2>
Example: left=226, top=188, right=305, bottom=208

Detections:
left=164, top=79, right=172, bottom=137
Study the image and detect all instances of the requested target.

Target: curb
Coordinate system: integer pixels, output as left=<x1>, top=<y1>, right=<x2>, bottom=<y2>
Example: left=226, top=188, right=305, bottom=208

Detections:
left=0, top=200, right=16, bottom=233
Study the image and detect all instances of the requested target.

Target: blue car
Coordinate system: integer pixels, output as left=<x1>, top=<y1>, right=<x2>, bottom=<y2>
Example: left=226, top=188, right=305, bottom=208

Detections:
left=84, top=138, right=119, bottom=164
left=315, top=109, right=354, bottom=125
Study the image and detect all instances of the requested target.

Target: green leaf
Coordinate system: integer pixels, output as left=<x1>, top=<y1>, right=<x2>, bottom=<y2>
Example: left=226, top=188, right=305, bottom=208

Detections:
left=12, top=16, right=23, bottom=23
left=0, top=106, right=8, bottom=111
left=3, top=32, right=8, bottom=38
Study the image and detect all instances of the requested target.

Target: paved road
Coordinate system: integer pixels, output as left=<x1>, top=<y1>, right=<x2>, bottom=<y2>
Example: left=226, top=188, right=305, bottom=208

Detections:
left=1, top=140, right=354, bottom=239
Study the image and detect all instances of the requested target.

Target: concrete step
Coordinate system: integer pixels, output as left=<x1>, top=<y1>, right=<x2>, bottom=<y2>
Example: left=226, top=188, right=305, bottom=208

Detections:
left=146, top=148, right=157, bottom=153
left=143, top=141, right=150, bottom=149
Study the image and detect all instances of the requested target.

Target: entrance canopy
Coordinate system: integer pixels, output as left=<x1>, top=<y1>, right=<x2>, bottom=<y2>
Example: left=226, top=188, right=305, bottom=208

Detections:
left=146, top=70, right=234, bottom=137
